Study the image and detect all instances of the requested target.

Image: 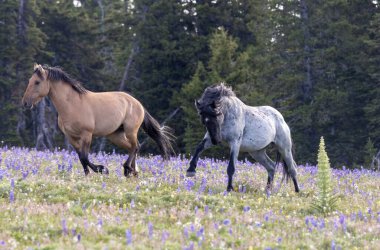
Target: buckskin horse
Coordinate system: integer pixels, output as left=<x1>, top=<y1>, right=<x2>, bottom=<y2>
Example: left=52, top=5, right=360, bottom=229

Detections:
left=22, top=64, right=174, bottom=177
left=186, top=83, right=300, bottom=195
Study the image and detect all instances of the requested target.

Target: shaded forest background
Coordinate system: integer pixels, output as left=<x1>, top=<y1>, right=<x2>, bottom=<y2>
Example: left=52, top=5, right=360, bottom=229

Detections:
left=0, top=0, right=379, bottom=167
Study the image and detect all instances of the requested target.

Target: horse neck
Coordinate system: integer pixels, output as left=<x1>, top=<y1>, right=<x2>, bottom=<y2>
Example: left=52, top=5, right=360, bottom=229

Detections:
left=220, top=97, right=245, bottom=122
left=48, top=81, right=80, bottom=116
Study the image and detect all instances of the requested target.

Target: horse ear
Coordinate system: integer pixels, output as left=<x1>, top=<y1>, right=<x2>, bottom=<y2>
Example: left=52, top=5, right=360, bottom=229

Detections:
left=194, top=100, right=201, bottom=109
left=35, top=64, right=46, bottom=79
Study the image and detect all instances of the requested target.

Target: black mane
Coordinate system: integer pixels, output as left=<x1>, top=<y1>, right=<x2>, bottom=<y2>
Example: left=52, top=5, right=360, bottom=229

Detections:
left=34, top=65, right=87, bottom=94
left=197, top=83, right=235, bottom=116
left=199, top=83, right=235, bottom=105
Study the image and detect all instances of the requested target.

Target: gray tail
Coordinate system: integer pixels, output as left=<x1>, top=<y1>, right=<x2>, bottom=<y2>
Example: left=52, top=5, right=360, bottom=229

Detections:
left=141, top=110, right=175, bottom=160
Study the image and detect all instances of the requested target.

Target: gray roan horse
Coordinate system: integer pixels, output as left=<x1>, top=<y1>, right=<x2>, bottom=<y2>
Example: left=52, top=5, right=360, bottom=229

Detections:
left=186, top=83, right=300, bottom=194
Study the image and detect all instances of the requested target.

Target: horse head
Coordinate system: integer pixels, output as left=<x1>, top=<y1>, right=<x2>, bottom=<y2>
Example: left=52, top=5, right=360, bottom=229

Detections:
left=22, top=63, right=50, bottom=109
left=195, top=98, right=223, bottom=145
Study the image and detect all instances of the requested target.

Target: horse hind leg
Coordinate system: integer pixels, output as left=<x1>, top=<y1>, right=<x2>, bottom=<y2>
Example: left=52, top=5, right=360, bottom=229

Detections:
left=276, top=144, right=300, bottom=193
left=250, top=150, right=276, bottom=195
left=107, top=131, right=139, bottom=177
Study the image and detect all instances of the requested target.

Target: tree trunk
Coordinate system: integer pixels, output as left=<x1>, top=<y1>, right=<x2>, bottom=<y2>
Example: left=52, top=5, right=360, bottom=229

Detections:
left=300, top=0, right=313, bottom=102
left=371, top=150, right=380, bottom=171
left=96, top=0, right=105, bottom=35
left=16, top=0, right=27, bottom=145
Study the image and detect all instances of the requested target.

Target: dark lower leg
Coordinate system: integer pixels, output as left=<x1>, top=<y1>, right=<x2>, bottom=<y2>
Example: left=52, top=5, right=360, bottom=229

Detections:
left=88, top=163, right=109, bottom=174
left=227, top=153, right=236, bottom=192
left=123, top=148, right=138, bottom=177
left=78, top=155, right=90, bottom=175
left=292, top=176, right=300, bottom=192
left=186, top=139, right=206, bottom=176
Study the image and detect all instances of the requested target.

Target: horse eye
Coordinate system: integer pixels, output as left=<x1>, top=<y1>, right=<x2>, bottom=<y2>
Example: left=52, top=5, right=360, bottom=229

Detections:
left=35, top=81, right=40, bottom=85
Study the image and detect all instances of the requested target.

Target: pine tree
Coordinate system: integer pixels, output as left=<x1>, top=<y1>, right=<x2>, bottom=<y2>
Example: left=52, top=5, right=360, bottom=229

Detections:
left=0, top=0, right=46, bottom=146
left=176, top=29, right=250, bottom=156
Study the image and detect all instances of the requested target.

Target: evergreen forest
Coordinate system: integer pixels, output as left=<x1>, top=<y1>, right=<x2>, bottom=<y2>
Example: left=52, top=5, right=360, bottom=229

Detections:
left=0, top=0, right=379, bottom=167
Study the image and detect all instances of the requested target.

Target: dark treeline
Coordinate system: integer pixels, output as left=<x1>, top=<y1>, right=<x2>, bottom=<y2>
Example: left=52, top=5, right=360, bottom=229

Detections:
left=0, top=0, right=379, bottom=167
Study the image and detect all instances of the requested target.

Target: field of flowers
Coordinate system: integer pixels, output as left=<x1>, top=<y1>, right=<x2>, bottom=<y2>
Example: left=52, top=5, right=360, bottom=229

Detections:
left=0, top=146, right=379, bottom=249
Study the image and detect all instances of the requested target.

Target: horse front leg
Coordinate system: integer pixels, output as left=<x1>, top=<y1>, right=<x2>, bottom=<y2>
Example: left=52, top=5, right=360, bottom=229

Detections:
left=227, top=142, right=240, bottom=192
left=186, top=136, right=212, bottom=177
left=69, top=133, right=109, bottom=176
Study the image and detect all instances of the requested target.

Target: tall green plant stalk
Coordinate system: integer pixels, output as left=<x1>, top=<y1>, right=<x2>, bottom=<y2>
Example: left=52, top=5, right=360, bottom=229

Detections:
left=312, top=137, right=338, bottom=215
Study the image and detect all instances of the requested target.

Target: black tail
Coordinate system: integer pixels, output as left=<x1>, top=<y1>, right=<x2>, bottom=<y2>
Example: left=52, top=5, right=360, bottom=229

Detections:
left=282, top=159, right=291, bottom=183
left=141, top=110, right=175, bottom=160
left=275, top=152, right=290, bottom=182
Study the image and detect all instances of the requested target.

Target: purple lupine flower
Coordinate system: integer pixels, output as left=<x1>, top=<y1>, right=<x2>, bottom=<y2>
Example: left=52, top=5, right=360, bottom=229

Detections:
left=204, top=205, right=209, bottom=214
left=77, top=234, right=81, bottom=242
left=102, top=182, right=106, bottom=189
left=194, top=206, right=198, bottom=214
left=184, top=227, right=189, bottom=239
left=131, top=199, right=135, bottom=208
left=10, top=179, right=14, bottom=189
left=71, top=228, right=76, bottom=236
left=62, top=219, right=68, bottom=235
left=185, top=179, right=195, bottom=191
left=243, top=206, right=250, bottom=212
left=125, top=229, right=132, bottom=245
left=339, top=214, right=346, bottom=232
left=183, top=242, right=194, bottom=250
left=196, top=227, right=204, bottom=238
left=278, top=237, right=282, bottom=244
left=9, top=189, right=14, bottom=203
left=22, top=170, right=29, bottom=179
left=264, top=214, right=269, bottom=222
left=161, top=231, right=169, bottom=244
left=98, top=218, right=103, bottom=227
left=148, top=222, right=153, bottom=239
left=67, top=163, right=73, bottom=172
left=223, top=219, right=230, bottom=225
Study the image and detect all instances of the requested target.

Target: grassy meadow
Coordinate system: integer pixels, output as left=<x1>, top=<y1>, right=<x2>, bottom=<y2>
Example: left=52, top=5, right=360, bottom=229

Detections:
left=0, top=147, right=379, bottom=249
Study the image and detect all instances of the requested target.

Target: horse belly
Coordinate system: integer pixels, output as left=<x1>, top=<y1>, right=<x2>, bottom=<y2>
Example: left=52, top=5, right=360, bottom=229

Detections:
left=92, top=101, right=127, bottom=136
left=240, top=122, right=275, bottom=152
left=93, top=110, right=125, bottom=136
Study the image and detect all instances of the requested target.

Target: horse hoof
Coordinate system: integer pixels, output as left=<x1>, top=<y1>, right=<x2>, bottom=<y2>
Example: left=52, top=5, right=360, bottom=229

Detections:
left=186, top=171, right=196, bottom=177
left=227, top=186, right=234, bottom=192
left=102, top=168, right=109, bottom=175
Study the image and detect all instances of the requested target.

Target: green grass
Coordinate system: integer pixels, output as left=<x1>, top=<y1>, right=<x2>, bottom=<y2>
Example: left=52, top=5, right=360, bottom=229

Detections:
left=0, top=147, right=379, bottom=249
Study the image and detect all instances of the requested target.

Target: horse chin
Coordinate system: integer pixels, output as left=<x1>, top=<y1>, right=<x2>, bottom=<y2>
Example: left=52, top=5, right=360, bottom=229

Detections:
left=211, top=137, right=222, bottom=145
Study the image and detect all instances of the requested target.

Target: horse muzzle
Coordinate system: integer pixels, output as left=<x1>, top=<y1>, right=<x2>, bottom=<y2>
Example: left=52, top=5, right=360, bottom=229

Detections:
left=22, top=98, right=35, bottom=109
left=210, top=136, right=222, bottom=145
